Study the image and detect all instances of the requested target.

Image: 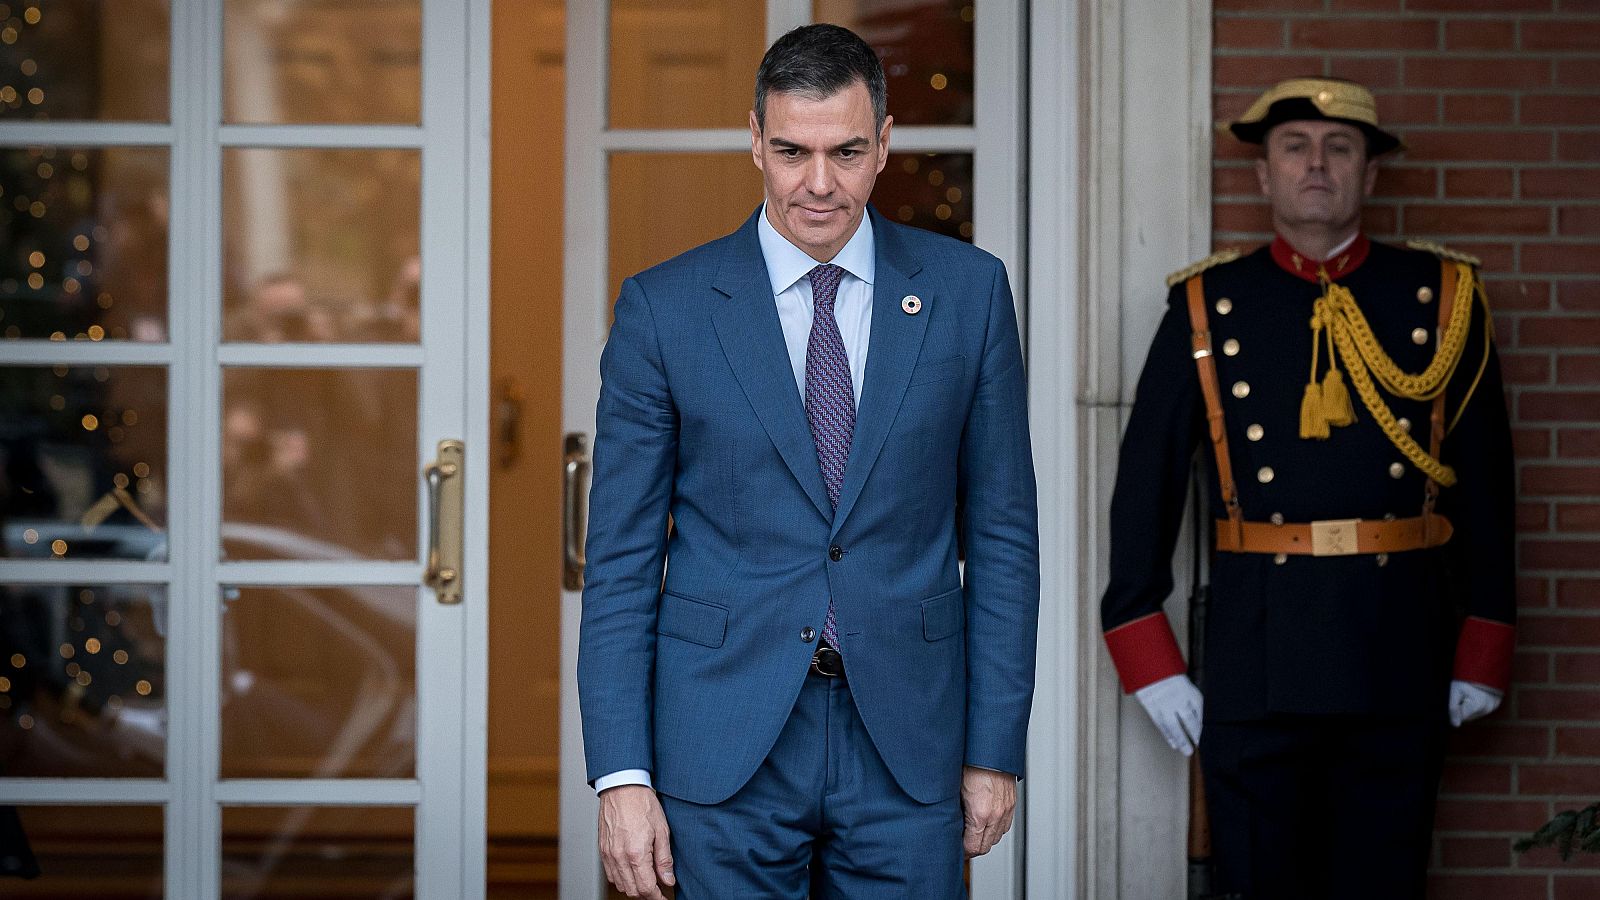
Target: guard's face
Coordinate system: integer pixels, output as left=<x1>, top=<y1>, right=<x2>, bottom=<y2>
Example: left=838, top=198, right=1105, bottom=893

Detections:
left=751, top=80, right=891, bottom=263
left=1256, top=120, right=1379, bottom=237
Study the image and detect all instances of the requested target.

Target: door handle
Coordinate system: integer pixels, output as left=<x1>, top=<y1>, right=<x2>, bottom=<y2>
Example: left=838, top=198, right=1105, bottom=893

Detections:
left=562, top=433, right=590, bottom=591
left=424, top=439, right=465, bottom=604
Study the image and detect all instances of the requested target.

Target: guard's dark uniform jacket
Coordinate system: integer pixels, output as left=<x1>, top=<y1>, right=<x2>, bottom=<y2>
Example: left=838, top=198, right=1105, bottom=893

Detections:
left=1100, top=234, right=1516, bottom=721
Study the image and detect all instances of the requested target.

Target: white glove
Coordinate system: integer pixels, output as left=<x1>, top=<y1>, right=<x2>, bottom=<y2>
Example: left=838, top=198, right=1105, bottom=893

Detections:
left=1449, top=680, right=1503, bottom=728
left=1134, top=674, right=1204, bottom=756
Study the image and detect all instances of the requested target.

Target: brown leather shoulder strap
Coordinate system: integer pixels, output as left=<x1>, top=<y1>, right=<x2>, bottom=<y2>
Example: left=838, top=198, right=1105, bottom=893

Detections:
left=1423, top=258, right=1458, bottom=537
left=1184, top=274, right=1243, bottom=541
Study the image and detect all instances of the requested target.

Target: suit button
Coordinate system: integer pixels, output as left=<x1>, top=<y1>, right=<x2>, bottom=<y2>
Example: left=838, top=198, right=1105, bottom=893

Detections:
left=801, top=627, right=816, bottom=643
left=828, top=545, right=844, bottom=561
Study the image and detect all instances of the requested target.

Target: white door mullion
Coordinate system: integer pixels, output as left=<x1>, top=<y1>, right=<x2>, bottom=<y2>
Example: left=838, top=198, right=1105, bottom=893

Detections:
left=0, top=561, right=172, bottom=583
left=0, top=122, right=173, bottom=146
left=217, top=343, right=425, bottom=368
left=218, top=124, right=425, bottom=149
left=0, top=342, right=174, bottom=366
left=0, top=779, right=169, bottom=804
left=216, top=779, right=422, bottom=806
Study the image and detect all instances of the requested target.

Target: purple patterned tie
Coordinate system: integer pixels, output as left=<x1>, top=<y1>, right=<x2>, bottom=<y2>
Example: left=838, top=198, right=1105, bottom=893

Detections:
left=805, top=264, right=852, bottom=652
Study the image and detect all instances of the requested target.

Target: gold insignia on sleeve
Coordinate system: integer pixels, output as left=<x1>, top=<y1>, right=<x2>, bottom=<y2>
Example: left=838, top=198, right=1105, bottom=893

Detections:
left=1405, top=240, right=1482, bottom=268
left=1166, top=250, right=1243, bottom=288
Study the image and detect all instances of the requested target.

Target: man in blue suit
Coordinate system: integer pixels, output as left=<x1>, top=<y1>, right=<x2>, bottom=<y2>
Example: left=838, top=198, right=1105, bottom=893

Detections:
left=578, top=24, right=1040, bottom=899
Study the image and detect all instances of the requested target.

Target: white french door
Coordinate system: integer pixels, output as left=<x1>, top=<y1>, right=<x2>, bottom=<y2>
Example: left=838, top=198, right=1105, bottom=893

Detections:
left=0, top=1, right=489, bottom=896
left=559, top=2, right=1024, bottom=897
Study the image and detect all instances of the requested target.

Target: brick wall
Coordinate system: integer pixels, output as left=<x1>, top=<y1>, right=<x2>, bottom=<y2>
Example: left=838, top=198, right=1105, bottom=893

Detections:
left=1212, top=1, right=1600, bottom=896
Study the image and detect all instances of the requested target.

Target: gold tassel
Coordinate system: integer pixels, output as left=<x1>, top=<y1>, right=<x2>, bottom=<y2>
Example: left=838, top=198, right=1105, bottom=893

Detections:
left=1321, top=367, right=1355, bottom=427
left=1300, top=381, right=1330, bottom=439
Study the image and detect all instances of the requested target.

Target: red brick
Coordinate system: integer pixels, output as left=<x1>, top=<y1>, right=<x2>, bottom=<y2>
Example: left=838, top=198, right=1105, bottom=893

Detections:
left=1556, top=500, right=1600, bottom=529
left=1519, top=686, right=1600, bottom=718
left=1217, top=134, right=1265, bottom=162
left=1408, top=0, right=1551, bottom=8
left=1376, top=165, right=1439, bottom=198
left=1330, top=57, right=1401, bottom=90
left=1555, top=725, right=1600, bottom=756
left=1433, top=798, right=1553, bottom=832
left=1525, top=169, right=1600, bottom=199
left=1554, top=653, right=1600, bottom=682
left=1487, top=278, right=1552, bottom=311
left=1557, top=282, right=1600, bottom=311
left=1521, top=318, right=1600, bottom=347
left=1559, top=206, right=1600, bottom=236
left=1558, top=59, right=1600, bottom=89
left=1522, top=539, right=1600, bottom=568
left=1524, top=243, right=1600, bottom=274
left=1406, top=130, right=1553, bottom=163
left=1407, top=57, right=1552, bottom=91
left=1514, top=427, right=1553, bottom=458
left=1447, top=722, right=1551, bottom=757
left=1291, top=19, right=1439, bottom=50
left=1438, top=835, right=1512, bottom=868
left=1523, top=94, right=1600, bottom=127
left=1216, top=55, right=1326, bottom=89
left=1381, top=92, right=1443, bottom=127
left=1558, top=578, right=1600, bottom=609
left=1558, top=132, right=1600, bottom=161
left=1445, top=20, right=1516, bottom=50
left=1502, top=352, right=1552, bottom=385
left=1216, top=18, right=1287, bottom=49
left=1406, top=203, right=1549, bottom=235
left=1445, top=93, right=1516, bottom=125
left=1518, top=762, right=1600, bottom=794
left=1520, top=500, right=1553, bottom=532
left=1214, top=166, right=1262, bottom=196
left=1214, top=202, right=1273, bottom=234
left=1441, top=761, right=1515, bottom=793
left=1556, top=877, right=1600, bottom=900
left=1558, top=356, right=1600, bottom=385
left=1559, top=429, right=1600, bottom=458
left=1215, top=0, right=1323, bottom=9
left=1524, top=465, right=1600, bottom=494
left=1445, top=167, right=1515, bottom=198
left=1213, top=91, right=1259, bottom=122
left=1360, top=204, right=1398, bottom=234
left=1519, top=650, right=1555, bottom=684
left=1332, top=0, right=1401, bottom=8
left=1522, top=21, right=1600, bottom=51
left=1523, top=575, right=1553, bottom=608
left=1447, top=240, right=1517, bottom=270
left=1426, top=875, right=1547, bottom=900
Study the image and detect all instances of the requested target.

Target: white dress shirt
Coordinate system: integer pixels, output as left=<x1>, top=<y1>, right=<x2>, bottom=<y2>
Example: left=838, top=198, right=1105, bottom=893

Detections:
left=593, top=208, right=877, bottom=796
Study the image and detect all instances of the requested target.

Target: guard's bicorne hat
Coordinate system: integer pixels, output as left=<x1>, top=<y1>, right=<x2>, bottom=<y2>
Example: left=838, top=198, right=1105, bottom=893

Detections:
left=1226, top=77, right=1405, bottom=156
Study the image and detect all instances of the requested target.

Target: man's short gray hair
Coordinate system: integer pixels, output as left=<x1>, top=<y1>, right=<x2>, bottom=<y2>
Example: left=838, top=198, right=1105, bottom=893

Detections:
left=754, top=24, right=887, bottom=133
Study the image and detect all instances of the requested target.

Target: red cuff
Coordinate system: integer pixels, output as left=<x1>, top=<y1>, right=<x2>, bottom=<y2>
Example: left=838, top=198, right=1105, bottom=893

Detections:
left=1104, top=612, right=1187, bottom=693
left=1453, top=616, right=1516, bottom=693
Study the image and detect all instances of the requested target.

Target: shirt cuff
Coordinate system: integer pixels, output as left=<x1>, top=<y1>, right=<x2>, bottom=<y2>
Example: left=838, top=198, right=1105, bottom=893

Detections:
left=593, top=769, right=653, bottom=794
left=1103, top=612, right=1187, bottom=693
left=1453, top=616, right=1516, bottom=693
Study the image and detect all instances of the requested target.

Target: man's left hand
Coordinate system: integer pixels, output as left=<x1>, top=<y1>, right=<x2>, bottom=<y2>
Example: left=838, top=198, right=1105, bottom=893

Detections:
left=960, top=765, right=1016, bottom=859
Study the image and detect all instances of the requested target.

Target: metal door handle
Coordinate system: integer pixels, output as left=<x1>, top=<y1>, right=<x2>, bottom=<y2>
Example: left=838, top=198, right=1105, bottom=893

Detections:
left=563, top=433, right=590, bottom=590
left=424, top=439, right=465, bottom=604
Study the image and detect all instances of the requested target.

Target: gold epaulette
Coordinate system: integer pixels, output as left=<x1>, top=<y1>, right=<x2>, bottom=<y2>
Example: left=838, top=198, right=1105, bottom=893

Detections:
left=1405, top=239, right=1481, bottom=268
left=1166, top=250, right=1243, bottom=288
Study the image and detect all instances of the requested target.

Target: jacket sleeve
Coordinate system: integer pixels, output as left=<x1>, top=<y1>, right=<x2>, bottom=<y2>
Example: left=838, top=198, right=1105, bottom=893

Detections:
left=1100, top=288, right=1207, bottom=693
left=957, top=258, right=1041, bottom=778
left=576, top=276, right=678, bottom=783
left=1440, top=275, right=1517, bottom=692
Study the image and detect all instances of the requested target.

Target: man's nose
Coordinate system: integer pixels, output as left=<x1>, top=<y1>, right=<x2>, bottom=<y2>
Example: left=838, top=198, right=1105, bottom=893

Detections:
left=804, top=155, right=834, bottom=196
left=1307, top=143, right=1327, bottom=171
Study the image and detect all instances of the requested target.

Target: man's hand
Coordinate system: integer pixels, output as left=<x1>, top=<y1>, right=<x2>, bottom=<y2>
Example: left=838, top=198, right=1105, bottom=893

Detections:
left=598, top=784, right=675, bottom=899
left=1448, top=679, right=1503, bottom=728
left=961, top=766, right=1017, bottom=859
left=1134, top=674, right=1203, bottom=756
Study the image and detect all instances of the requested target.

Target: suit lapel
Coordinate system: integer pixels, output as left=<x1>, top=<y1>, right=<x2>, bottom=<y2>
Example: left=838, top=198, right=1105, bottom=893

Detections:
left=711, top=211, right=834, bottom=520
left=831, top=212, right=929, bottom=535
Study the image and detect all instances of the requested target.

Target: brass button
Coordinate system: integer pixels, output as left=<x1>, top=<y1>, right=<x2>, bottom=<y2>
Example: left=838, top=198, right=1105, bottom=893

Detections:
left=1317, top=90, right=1333, bottom=104
left=1376, top=553, right=1389, bottom=567
left=1247, top=423, right=1264, bottom=442
left=1274, top=553, right=1288, bottom=565
left=1398, top=417, right=1411, bottom=433
left=1389, top=462, right=1405, bottom=479
left=1258, top=466, right=1275, bottom=484
left=1417, top=286, right=1434, bottom=304
left=1223, top=338, right=1240, bottom=357
left=1270, top=512, right=1284, bottom=525
left=1411, top=327, right=1429, bottom=345
left=1216, top=297, right=1233, bottom=316
left=1232, top=381, right=1251, bottom=399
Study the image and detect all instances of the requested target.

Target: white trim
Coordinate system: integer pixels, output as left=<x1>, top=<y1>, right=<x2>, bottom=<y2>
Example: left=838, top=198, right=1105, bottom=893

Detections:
left=0, top=123, right=172, bottom=145
left=599, top=125, right=977, bottom=153
left=0, top=780, right=169, bottom=804
left=0, top=561, right=172, bottom=583
left=765, top=0, right=810, bottom=47
left=0, top=342, right=174, bottom=366
left=214, top=779, right=422, bottom=806
left=218, top=124, right=425, bottom=149
left=217, top=343, right=425, bottom=368
left=216, top=561, right=423, bottom=585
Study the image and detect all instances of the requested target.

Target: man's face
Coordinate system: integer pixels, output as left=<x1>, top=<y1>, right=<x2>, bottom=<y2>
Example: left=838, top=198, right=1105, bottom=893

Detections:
left=750, top=80, right=891, bottom=262
left=1255, top=120, right=1379, bottom=236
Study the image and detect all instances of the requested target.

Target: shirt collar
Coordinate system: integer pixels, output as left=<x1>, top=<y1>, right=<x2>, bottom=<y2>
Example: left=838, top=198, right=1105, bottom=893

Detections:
left=757, top=203, right=876, bottom=297
left=1270, top=230, right=1370, bottom=283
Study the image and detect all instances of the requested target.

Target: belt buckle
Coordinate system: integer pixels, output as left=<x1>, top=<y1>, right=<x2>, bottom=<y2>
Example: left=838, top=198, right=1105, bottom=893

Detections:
left=1310, top=518, right=1361, bottom=557
left=810, top=646, right=844, bottom=678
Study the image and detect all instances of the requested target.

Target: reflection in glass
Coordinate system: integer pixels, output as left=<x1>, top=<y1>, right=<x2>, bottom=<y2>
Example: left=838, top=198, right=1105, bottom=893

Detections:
left=876, top=153, right=973, bottom=244
left=0, top=805, right=162, bottom=895
left=222, top=368, right=416, bottom=561
left=609, top=0, right=765, bottom=129
left=0, top=0, right=169, bottom=122
left=221, top=586, right=415, bottom=779
left=609, top=153, right=760, bottom=300
left=0, top=147, right=170, bottom=342
left=222, top=806, right=412, bottom=899
left=0, top=366, right=168, bottom=560
left=223, top=0, right=421, bottom=125
left=814, top=0, right=975, bottom=127
left=223, top=149, right=420, bottom=343
left=0, top=585, right=165, bottom=778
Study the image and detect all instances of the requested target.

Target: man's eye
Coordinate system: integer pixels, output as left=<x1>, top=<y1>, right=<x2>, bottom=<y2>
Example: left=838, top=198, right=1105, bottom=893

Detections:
left=780, top=149, right=802, bottom=159
left=837, top=149, right=859, bottom=159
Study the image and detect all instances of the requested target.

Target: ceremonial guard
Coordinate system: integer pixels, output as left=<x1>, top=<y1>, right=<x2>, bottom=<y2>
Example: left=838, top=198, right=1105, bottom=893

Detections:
left=1100, top=78, right=1516, bottom=897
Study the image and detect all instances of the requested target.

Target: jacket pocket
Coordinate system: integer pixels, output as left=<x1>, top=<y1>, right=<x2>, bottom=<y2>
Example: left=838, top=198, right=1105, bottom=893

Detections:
left=658, top=591, right=729, bottom=648
left=909, top=355, right=965, bottom=387
left=921, top=588, right=964, bottom=642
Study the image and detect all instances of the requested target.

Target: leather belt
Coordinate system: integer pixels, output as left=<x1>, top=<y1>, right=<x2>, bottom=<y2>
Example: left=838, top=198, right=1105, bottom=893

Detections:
left=1213, top=513, right=1453, bottom=557
left=810, top=646, right=845, bottom=678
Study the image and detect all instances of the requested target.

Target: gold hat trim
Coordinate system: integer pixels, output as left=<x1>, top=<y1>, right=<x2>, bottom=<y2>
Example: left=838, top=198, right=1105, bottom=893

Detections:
left=1235, top=78, right=1381, bottom=129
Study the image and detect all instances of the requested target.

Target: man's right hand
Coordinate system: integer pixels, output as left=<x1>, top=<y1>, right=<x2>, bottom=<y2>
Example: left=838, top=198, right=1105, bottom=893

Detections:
left=598, top=784, right=675, bottom=899
left=1134, top=674, right=1204, bottom=756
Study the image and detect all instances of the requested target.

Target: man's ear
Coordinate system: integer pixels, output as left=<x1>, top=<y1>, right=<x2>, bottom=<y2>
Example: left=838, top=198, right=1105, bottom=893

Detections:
left=1254, top=156, right=1270, bottom=198
left=750, top=109, right=764, bottom=173
left=1362, top=157, right=1380, bottom=197
left=876, top=114, right=894, bottom=174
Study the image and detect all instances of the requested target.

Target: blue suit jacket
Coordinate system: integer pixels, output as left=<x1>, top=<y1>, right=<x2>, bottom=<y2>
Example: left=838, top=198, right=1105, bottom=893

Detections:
left=577, top=207, right=1040, bottom=805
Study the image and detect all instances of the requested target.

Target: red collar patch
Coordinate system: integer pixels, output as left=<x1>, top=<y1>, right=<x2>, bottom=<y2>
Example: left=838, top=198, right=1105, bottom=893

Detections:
left=1271, top=233, right=1371, bottom=283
